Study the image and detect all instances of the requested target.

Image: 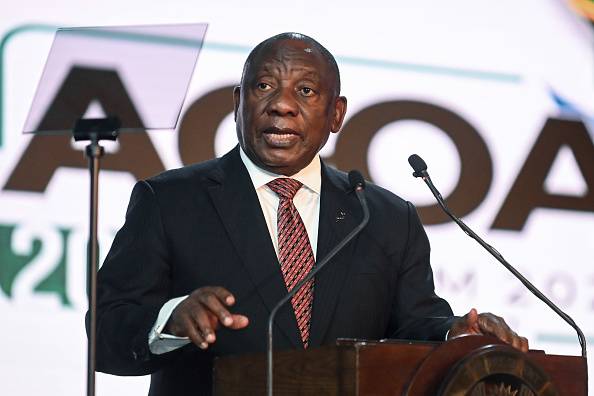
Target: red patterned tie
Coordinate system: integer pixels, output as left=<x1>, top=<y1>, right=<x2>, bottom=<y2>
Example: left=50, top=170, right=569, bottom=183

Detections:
left=267, top=178, right=315, bottom=348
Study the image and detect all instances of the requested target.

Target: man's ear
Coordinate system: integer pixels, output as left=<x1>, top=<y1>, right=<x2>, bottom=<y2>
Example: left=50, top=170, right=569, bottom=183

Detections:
left=330, top=96, right=348, bottom=133
left=233, top=86, right=241, bottom=121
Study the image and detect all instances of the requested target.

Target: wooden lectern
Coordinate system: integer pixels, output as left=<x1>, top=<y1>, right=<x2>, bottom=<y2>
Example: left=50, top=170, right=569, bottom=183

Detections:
left=213, top=335, right=587, bottom=395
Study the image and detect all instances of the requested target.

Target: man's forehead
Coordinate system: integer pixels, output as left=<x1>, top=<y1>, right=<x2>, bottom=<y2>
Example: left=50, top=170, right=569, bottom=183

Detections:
left=248, top=39, right=328, bottom=74
left=240, top=34, right=341, bottom=95
left=258, top=40, right=321, bottom=60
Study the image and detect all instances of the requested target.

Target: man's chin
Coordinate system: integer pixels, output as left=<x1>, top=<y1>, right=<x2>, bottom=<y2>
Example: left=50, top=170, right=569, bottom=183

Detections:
left=262, top=163, right=300, bottom=176
left=259, top=158, right=304, bottom=176
left=249, top=146, right=312, bottom=175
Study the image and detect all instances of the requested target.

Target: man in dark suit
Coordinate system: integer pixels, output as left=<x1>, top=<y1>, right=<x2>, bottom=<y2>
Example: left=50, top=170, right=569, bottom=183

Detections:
left=94, top=32, right=527, bottom=395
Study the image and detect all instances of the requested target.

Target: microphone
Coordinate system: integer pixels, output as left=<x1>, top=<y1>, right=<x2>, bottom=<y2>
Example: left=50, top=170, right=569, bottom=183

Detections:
left=348, top=170, right=365, bottom=191
left=408, top=154, right=428, bottom=179
left=266, top=170, right=370, bottom=396
left=408, top=154, right=587, bottom=358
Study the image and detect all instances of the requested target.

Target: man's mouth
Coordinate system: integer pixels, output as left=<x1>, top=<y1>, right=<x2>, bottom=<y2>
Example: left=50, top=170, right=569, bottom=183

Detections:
left=262, top=127, right=300, bottom=147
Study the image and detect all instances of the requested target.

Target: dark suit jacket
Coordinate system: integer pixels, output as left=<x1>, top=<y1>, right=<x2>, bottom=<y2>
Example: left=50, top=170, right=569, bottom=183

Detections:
left=94, top=146, right=454, bottom=396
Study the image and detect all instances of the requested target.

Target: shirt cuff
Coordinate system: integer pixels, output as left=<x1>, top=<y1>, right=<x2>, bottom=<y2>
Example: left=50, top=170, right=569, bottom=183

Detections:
left=148, top=295, right=191, bottom=355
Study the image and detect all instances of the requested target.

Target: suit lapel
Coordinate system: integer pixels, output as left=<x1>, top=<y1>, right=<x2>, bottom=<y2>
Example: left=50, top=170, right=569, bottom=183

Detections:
left=309, top=164, right=363, bottom=347
left=204, top=147, right=302, bottom=348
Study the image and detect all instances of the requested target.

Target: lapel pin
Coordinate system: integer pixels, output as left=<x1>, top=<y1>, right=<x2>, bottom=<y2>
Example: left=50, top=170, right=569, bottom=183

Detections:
left=335, top=210, right=346, bottom=222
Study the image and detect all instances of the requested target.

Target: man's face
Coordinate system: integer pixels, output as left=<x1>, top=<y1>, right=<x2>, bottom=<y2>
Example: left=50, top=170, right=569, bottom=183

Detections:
left=234, top=39, right=347, bottom=176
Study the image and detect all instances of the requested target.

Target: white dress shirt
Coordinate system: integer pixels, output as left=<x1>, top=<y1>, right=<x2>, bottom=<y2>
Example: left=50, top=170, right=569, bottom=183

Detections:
left=148, top=148, right=322, bottom=354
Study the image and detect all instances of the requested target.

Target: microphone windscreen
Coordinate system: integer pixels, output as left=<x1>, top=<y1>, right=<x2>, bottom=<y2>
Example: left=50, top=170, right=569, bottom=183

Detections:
left=348, top=170, right=365, bottom=190
left=408, top=154, right=428, bottom=173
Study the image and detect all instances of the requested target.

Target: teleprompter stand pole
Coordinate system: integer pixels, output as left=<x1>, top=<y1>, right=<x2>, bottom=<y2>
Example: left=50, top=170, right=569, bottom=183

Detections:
left=73, top=117, right=120, bottom=396
left=86, top=138, right=101, bottom=396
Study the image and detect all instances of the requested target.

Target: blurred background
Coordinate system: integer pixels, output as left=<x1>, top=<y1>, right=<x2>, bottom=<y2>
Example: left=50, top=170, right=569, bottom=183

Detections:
left=0, top=0, right=593, bottom=394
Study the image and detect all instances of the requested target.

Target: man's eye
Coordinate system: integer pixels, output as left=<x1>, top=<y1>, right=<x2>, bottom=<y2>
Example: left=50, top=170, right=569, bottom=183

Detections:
left=300, top=87, right=315, bottom=96
left=257, top=82, right=271, bottom=90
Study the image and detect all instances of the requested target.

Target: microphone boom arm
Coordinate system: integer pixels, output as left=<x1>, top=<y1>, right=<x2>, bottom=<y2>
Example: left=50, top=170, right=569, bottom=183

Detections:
left=419, top=172, right=586, bottom=358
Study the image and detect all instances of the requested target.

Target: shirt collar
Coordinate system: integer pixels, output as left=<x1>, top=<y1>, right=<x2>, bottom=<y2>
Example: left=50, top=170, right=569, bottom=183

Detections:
left=239, top=146, right=321, bottom=195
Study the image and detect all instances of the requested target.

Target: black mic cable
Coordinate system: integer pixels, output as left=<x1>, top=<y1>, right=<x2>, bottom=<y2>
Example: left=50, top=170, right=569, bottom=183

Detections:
left=266, top=170, right=370, bottom=396
left=408, top=153, right=587, bottom=358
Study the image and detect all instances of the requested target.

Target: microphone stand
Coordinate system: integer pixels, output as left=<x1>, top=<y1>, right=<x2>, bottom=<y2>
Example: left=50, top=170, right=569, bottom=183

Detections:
left=409, top=156, right=586, bottom=358
left=266, top=177, right=369, bottom=396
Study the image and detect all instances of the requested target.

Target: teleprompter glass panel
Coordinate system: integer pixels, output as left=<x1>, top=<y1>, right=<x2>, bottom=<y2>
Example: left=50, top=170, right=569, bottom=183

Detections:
left=23, top=23, right=208, bottom=134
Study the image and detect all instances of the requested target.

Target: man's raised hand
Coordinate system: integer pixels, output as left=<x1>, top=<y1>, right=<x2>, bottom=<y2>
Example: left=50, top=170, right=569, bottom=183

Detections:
left=165, top=286, right=249, bottom=350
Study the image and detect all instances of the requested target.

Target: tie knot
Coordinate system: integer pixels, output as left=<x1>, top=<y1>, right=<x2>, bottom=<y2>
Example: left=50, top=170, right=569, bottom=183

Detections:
left=267, top=178, right=303, bottom=200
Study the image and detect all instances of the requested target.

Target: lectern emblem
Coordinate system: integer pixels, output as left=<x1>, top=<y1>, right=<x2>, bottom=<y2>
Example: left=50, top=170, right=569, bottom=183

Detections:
left=471, top=381, right=525, bottom=396
left=437, top=345, right=557, bottom=396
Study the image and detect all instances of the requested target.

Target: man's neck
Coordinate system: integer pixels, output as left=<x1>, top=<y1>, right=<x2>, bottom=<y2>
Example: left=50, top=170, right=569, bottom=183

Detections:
left=239, top=146, right=321, bottom=194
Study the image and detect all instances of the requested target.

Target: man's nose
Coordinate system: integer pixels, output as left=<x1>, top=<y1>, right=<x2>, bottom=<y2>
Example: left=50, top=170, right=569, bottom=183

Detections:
left=266, top=87, right=299, bottom=116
